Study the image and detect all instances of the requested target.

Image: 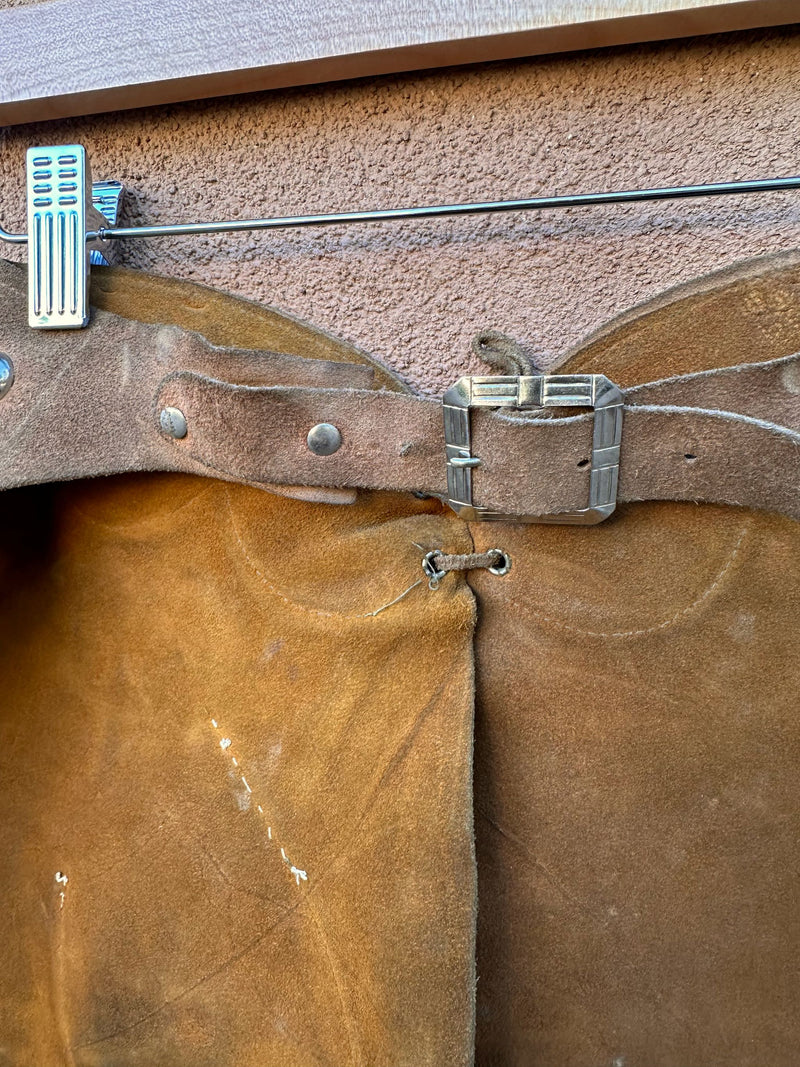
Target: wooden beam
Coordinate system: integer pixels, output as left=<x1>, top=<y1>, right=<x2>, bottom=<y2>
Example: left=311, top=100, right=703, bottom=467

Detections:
left=0, top=0, right=796, bottom=125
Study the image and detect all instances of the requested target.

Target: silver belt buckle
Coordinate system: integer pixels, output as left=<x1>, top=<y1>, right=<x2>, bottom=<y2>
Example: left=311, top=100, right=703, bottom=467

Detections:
left=442, top=373, right=624, bottom=524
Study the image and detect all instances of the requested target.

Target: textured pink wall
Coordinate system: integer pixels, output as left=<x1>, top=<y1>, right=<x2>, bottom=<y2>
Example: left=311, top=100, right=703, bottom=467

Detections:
left=2, top=26, right=800, bottom=391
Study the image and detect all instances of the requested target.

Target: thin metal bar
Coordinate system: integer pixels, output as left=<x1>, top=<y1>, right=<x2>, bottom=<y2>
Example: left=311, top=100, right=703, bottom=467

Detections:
left=86, top=175, right=800, bottom=242
left=4, top=172, right=800, bottom=246
left=0, top=225, right=27, bottom=244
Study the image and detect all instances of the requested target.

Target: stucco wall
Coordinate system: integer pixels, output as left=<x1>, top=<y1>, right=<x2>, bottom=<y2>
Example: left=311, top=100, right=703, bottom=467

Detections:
left=1, top=25, right=799, bottom=391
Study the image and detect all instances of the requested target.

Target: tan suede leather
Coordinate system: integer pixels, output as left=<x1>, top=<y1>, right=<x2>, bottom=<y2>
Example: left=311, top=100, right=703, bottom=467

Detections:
left=1, top=252, right=799, bottom=1067
left=89, top=265, right=406, bottom=391
left=470, top=257, right=800, bottom=1067
left=0, top=268, right=477, bottom=1066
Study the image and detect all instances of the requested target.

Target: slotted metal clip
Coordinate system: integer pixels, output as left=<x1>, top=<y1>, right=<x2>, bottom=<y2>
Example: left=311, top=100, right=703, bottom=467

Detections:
left=25, top=145, right=122, bottom=329
left=442, top=373, right=624, bottom=524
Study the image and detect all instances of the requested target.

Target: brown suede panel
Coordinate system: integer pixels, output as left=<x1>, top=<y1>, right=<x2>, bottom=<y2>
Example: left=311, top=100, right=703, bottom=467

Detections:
left=471, top=260, right=800, bottom=1065
left=562, top=247, right=800, bottom=386
left=89, top=263, right=407, bottom=392
left=0, top=267, right=478, bottom=1065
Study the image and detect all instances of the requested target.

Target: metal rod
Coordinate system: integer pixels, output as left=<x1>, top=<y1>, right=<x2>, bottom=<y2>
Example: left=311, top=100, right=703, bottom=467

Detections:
left=0, top=225, right=27, bottom=244
left=86, top=175, right=800, bottom=242
left=3, top=173, right=800, bottom=247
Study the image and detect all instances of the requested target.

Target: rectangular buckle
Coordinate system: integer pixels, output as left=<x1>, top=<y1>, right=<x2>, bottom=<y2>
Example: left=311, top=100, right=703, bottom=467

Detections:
left=442, top=373, right=624, bottom=524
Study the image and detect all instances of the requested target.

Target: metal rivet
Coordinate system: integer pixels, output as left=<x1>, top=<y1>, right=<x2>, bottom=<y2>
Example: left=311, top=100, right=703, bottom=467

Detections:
left=0, top=354, right=14, bottom=398
left=488, top=549, right=512, bottom=577
left=421, top=550, right=447, bottom=591
left=159, top=406, right=188, bottom=439
left=307, top=423, right=342, bottom=456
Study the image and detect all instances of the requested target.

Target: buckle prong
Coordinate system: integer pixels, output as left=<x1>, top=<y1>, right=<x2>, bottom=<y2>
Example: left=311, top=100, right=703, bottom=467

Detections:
left=442, top=373, right=624, bottom=524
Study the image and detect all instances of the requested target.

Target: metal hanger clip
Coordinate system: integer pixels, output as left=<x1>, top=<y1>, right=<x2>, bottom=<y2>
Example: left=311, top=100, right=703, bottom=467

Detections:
left=2, top=142, right=800, bottom=331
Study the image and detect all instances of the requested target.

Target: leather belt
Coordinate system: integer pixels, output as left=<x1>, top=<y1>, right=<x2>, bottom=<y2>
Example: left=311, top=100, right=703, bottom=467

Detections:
left=156, top=360, right=800, bottom=522
left=2, top=282, right=799, bottom=522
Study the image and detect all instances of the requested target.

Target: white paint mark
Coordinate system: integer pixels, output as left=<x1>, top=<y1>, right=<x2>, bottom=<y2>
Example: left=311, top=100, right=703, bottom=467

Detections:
left=55, top=871, right=68, bottom=910
left=207, top=719, right=306, bottom=891
left=264, top=638, right=285, bottom=661
left=730, top=610, right=756, bottom=643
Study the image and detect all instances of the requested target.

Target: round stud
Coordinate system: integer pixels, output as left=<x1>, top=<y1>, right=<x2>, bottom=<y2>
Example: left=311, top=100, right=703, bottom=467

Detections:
left=0, top=354, right=14, bottom=399
left=159, top=406, right=188, bottom=439
left=307, top=423, right=342, bottom=456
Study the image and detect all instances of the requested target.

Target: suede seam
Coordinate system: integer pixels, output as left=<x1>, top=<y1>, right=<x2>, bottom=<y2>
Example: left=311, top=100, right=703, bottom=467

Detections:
left=512, top=521, right=749, bottom=639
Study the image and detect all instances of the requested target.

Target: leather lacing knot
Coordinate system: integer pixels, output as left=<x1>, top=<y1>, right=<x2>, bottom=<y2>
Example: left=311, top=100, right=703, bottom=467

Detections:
left=471, top=329, right=541, bottom=376
left=421, top=548, right=512, bottom=590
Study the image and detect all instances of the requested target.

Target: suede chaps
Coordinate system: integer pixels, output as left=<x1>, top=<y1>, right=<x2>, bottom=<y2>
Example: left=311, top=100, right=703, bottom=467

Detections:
left=0, top=253, right=799, bottom=1066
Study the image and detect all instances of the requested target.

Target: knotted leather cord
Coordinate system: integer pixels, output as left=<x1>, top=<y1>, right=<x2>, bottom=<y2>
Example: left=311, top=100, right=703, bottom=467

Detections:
left=428, top=549, right=506, bottom=573
left=422, top=547, right=510, bottom=590
left=471, top=329, right=539, bottom=375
